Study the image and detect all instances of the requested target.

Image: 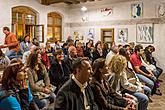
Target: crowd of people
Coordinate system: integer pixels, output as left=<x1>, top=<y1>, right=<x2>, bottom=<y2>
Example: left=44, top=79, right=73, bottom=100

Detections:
left=0, top=26, right=163, bottom=110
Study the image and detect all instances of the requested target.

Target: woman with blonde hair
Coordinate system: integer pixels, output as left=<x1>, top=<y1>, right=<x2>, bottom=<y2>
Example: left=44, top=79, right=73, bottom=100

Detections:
left=109, top=55, right=149, bottom=110
left=90, top=58, right=131, bottom=110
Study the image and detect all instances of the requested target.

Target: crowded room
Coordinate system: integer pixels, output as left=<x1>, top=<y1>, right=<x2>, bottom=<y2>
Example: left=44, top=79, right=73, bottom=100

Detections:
left=0, top=0, right=165, bottom=110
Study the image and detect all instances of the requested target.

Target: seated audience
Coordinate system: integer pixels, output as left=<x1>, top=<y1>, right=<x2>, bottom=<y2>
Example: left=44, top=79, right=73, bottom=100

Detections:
left=119, top=48, right=152, bottom=102
left=27, top=53, right=56, bottom=109
left=0, top=59, right=38, bottom=110
left=84, top=41, right=94, bottom=62
left=62, top=43, right=68, bottom=57
left=130, top=45, right=161, bottom=95
left=22, top=45, right=36, bottom=65
left=20, top=35, right=32, bottom=55
left=144, top=45, right=163, bottom=79
left=45, top=41, right=55, bottom=63
left=92, top=41, right=106, bottom=62
left=76, top=42, right=84, bottom=57
left=64, top=45, right=78, bottom=73
left=54, top=57, right=98, bottom=110
left=0, top=49, right=10, bottom=71
left=109, top=55, right=148, bottom=110
left=32, top=38, right=39, bottom=47
left=105, top=45, right=119, bottom=65
left=41, top=46, right=50, bottom=70
left=90, top=58, right=132, bottom=110
left=54, top=40, right=62, bottom=51
left=49, top=50, right=70, bottom=93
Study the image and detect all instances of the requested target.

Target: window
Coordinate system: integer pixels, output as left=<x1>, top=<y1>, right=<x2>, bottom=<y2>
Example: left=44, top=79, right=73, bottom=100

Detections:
left=47, top=12, right=62, bottom=43
left=12, top=6, right=37, bottom=41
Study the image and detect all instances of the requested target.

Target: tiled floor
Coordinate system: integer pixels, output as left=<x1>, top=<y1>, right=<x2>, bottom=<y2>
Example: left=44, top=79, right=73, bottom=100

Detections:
left=148, top=73, right=165, bottom=110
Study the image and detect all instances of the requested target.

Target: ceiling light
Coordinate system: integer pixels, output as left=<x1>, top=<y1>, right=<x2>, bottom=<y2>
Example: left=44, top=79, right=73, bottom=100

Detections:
left=81, top=6, right=87, bottom=12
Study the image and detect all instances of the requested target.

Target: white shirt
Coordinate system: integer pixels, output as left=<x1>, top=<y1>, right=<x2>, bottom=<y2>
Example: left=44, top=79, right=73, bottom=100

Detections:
left=72, top=75, right=90, bottom=110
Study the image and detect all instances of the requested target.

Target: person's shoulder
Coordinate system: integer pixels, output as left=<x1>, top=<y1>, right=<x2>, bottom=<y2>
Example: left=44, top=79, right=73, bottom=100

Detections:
left=130, top=53, right=137, bottom=58
left=9, top=32, right=16, bottom=37
left=58, top=79, right=74, bottom=92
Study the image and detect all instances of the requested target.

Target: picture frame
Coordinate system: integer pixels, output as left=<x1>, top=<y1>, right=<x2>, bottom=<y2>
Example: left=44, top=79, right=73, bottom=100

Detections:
left=131, top=3, right=143, bottom=18
left=157, top=3, right=165, bottom=17
left=136, top=24, right=154, bottom=44
left=117, top=28, right=128, bottom=43
left=87, top=28, right=94, bottom=40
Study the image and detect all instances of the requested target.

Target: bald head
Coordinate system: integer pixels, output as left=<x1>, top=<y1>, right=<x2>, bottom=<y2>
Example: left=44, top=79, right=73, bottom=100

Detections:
left=30, top=45, right=37, bottom=53
left=68, top=46, right=77, bottom=58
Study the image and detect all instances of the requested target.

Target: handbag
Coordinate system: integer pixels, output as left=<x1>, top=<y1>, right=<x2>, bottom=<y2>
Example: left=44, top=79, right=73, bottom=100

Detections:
left=33, top=80, right=56, bottom=99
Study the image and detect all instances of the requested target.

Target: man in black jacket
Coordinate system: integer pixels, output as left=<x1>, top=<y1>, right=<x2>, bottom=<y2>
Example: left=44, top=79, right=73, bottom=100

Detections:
left=54, top=57, right=98, bottom=110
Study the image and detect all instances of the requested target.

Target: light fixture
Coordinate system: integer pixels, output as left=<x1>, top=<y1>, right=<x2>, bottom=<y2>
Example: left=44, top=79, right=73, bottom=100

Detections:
left=81, top=6, right=87, bottom=12
left=27, top=15, right=32, bottom=18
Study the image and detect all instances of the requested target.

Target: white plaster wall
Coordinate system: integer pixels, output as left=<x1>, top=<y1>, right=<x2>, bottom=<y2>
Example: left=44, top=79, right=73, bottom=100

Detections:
left=0, top=0, right=70, bottom=44
left=69, top=0, right=165, bottom=71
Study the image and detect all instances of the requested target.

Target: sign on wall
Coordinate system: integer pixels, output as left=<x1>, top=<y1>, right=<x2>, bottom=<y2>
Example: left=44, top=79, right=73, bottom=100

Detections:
left=136, top=24, right=154, bottom=44
left=131, top=3, right=143, bottom=18
left=100, top=8, right=113, bottom=16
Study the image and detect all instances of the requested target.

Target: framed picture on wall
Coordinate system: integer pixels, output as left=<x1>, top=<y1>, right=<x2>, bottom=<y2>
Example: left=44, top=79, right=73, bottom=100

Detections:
left=117, top=28, right=128, bottom=43
left=87, top=28, right=94, bottom=40
left=136, top=23, right=154, bottom=44
left=157, top=3, right=165, bottom=17
left=131, top=3, right=143, bottom=18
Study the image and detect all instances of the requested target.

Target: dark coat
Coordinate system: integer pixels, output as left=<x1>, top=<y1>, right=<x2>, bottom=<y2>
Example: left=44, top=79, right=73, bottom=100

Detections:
left=49, top=59, right=70, bottom=87
left=90, top=78, right=126, bottom=110
left=64, top=57, right=75, bottom=73
left=92, top=50, right=106, bottom=62
left=54, top=79, right=99, bottom=110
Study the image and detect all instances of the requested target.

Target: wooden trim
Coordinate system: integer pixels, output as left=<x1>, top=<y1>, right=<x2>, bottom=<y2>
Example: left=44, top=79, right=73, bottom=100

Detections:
left=101, top=28, right=114, bottom=46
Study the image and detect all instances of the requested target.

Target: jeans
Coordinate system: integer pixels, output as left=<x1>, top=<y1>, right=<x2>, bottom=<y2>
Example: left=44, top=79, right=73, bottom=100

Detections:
left=153, top=68, right=162, bottom=78
left=129, top=91, right=149, bottom=110
left=6, top=50, right=17, bottom=60
left=143, top=85, right=152, bottom=97
left=34, top=93, right=56, bottom=109
left=136, top=74, right=154, bottom=89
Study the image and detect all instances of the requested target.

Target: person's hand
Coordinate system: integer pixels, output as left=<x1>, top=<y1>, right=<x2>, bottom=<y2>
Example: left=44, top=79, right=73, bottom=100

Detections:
left=124, top=103, right=131, bottom=110
left=139, top=89, right=144, bottom=93
left=43, top=87, right=51, bottom=94
left=147, top=74, right=153, bottom=78
left=0, top=44, right=7, bottom=48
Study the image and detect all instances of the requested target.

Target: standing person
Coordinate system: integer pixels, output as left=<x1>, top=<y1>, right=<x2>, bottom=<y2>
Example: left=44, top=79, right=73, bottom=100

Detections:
left=54, top=57, right=98, bottom=110
left=0, top=27, right=20, bottom=59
